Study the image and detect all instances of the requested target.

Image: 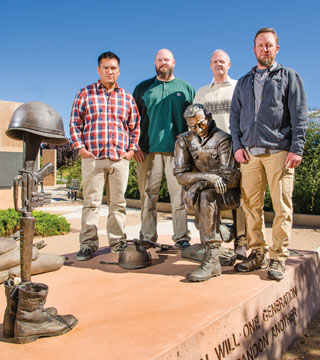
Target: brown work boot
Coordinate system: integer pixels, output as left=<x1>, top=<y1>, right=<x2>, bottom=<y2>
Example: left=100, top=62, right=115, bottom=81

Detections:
left=3, top=279, right=58, bottom=338
left=186, top=243, right=221, bottom=282
left=14, top=282, right=78, bottom=344
left=234, top=248, right=268, bottom=272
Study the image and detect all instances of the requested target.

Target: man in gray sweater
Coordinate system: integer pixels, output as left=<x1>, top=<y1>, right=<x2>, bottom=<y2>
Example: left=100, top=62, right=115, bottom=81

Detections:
left=229, top=27, right=308, bottom=281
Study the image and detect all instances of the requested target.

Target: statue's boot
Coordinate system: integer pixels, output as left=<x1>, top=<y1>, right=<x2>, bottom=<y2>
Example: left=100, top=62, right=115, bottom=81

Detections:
left=181, top=243, right=205, bottom=262
left=186, top=243, right=221, bottom=282
left=3, top=279, right=58, bottom=338
left=3, top=280, right=19, bottom=338
left=182, top=244, right=237, bottom=266
left=14, top=282, right=78, bottom=344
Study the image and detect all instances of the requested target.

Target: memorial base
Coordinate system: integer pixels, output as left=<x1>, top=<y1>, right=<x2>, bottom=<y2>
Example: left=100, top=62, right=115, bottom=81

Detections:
left=0, top=247, right=319, bottom=360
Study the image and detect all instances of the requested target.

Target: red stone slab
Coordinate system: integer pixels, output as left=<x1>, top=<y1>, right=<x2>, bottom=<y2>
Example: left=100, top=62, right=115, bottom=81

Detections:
left=0, top=246, right=319, bottom=360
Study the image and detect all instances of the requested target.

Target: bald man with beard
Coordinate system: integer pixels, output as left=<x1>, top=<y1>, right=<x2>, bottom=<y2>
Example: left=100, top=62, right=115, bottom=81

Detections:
left=133, top=49, right=195, bottom=250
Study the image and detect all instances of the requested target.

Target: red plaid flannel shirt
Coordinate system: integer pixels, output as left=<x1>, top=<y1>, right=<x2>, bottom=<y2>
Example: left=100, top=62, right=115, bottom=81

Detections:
left=70, top=80, right=140, bottom=160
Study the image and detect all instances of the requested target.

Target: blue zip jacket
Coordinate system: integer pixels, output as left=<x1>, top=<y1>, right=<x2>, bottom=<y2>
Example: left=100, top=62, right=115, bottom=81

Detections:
left=229, top=64, right=308, bottom=156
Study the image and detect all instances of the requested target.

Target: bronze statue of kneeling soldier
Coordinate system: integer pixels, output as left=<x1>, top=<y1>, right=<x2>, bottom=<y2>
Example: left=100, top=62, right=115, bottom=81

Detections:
left=174, top=104, right=241, bottom=282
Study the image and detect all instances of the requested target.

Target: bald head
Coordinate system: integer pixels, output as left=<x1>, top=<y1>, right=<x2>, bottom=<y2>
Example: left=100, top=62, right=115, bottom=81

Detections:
left=210, top=49, right=231, bottom=83
left=210, top=49, right=230, bottom=63
left=155, top=48, right=175, bottom=61
left=155, top=48, right=176, bottom=81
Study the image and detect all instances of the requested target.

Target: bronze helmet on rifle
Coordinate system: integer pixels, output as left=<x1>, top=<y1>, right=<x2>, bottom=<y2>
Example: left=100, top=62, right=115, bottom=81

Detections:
left=6, top=101, right=68, bottom=144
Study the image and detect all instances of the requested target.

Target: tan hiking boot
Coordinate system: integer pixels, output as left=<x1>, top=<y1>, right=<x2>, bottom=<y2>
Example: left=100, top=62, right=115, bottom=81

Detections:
left=267, top=259, right=285, bottom=281
left=234, top=248, right=268, bottom=272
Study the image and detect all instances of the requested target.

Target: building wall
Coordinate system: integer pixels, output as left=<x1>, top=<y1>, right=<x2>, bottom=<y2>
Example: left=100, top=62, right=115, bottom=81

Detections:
left=0, top=101, right=23, bottom=209
left=42, top=149, right=57, bottom=186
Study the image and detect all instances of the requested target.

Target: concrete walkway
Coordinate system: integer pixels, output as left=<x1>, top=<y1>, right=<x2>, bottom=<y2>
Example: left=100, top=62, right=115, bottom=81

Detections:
left=38, top=193, right=320, bottom=258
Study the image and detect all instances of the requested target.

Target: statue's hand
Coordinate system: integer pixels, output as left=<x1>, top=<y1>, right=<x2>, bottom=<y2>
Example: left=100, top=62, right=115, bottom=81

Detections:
left=207, top=174, right=227, bottom=194
left=214, top=178, right=227, bottom=194
left=184, top=183, right=200, bottom=212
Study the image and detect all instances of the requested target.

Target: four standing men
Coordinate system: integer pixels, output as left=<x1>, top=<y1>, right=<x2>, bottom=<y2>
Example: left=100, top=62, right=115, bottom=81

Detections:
left=70, top=51, right=140, bottom=260
left=133, top=49, right=195, bottom=249
left=194, top=49, right=247, bottom=259
left=70, top=29, right=308, bottom=282
left=230, top=28, right=308, bottom=280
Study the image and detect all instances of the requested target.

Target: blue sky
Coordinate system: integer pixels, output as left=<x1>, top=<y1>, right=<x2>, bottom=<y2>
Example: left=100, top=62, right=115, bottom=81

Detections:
left=1, top=0, right=319, bottom=138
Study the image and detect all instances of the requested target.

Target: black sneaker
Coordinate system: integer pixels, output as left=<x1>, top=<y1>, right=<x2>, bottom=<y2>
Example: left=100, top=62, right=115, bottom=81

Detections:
left=77, top=248, right=94, bottom=261
left=234, top=248, right=268, bottom=272
left=176, top=240, right=191, bottom=250
left=267, top=259, right=285, bottom=281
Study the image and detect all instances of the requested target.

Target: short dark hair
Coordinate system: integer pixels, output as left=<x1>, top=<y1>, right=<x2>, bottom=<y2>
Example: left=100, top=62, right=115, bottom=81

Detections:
left=98, top=51, right=120, bottom=66
left=254, top=28, right=278, bottom=45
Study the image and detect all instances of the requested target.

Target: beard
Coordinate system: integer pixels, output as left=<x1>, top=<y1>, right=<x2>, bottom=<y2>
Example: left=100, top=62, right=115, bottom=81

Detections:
left=155, top=64, right=174, bottom=80
left=257, top=54, right=275, bottom=68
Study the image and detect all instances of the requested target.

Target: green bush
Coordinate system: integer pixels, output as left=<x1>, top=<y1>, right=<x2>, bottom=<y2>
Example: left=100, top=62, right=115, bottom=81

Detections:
left=0, top=209, right=71, bottom=237
left=33, top=211, right=71, bottom=236
left=0, top=208, right=20, bottom=236
left=292, top=119, right=320, bottom=214
left=125, top=160, right=139, bottom=199
left=65, top=158, right=82, bottom=187
left=264, top=119, right=320, bottom=214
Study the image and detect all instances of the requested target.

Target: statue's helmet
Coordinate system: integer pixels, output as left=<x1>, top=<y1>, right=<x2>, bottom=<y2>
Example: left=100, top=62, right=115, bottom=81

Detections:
left=118, top=243, right=152, bottom=270
left=6, top=101, right=68, bottom=144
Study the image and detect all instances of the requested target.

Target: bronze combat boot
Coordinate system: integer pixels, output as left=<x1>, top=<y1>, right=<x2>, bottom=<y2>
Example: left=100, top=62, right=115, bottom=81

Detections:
left=3, top=279, right=19, bottom=338
left=3, top=279, right=59, bottom=338
left=186, top=243, right=222, bottom=282
left=14, top=282, right=78, bottom=344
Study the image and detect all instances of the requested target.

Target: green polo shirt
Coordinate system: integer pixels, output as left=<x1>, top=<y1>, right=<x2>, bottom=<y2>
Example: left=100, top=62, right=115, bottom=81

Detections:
left=133, top=76, right=195, bottom=153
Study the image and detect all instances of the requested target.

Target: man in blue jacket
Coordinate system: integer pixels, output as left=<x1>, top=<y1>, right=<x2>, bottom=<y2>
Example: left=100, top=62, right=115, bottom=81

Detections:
left=229, top=28, right=308, bottom=281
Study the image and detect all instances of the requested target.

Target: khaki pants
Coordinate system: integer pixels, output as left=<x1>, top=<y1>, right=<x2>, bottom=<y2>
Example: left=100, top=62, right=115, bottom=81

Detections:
left=240, top=151, right=294, bottom=260
left=80, top=157, right=129, bottom=251
left=137, top=152, right=190, bottom=243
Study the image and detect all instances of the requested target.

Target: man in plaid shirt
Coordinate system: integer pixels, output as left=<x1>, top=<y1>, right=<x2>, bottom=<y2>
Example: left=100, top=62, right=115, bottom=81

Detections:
left=70, top=51, right=140, bottom=261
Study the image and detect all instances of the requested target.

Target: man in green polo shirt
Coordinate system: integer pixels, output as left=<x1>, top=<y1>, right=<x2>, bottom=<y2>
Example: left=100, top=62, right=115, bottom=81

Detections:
left=133, top=49, right=195, bottom=249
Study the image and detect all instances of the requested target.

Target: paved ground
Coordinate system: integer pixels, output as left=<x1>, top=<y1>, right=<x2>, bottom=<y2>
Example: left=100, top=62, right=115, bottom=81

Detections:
left=42, top=185, right=320, bottom=257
